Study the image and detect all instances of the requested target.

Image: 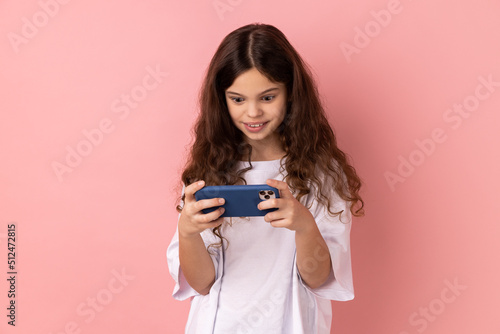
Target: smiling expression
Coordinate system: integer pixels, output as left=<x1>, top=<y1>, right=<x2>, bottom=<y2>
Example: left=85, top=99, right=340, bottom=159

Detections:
left=225, top=67, right=287, bottom=152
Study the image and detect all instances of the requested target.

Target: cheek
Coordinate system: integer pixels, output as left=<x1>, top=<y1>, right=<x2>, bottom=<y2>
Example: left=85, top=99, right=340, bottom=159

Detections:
left=276, top=103, right=287, bottom=122
left=227, top=107, right=242, bottom=126
left=225, top=105, right=237, bottom=120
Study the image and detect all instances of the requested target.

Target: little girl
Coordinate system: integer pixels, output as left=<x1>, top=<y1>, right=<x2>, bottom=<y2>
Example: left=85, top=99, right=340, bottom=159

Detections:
left=167, top=23, right=364, bottom=334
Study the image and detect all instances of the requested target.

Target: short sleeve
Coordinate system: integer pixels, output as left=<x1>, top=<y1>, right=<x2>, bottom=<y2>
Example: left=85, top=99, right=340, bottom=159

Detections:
left=166, top=185, right=222, bottom=301
left=296, top=172, right=355, bottom=301
left=310, top=202, right=354, bottom=301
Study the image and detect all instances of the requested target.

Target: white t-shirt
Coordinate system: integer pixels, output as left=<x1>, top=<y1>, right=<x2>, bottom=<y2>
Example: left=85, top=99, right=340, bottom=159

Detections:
left=167, top=158, right=354, bottom=334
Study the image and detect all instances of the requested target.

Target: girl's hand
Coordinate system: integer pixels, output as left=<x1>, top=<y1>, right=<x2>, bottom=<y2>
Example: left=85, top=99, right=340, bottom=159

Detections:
left=260, top=179, right=332, bottom=289
left=178, top=180, right=225, bottom=238
left=258, top=179, right=316, bottom=233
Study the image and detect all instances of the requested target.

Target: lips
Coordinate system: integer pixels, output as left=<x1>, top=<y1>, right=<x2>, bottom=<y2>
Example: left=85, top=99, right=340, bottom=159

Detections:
left=246, top=122, right=266, bottom=127
left=243, top=121, right=268, bottom=132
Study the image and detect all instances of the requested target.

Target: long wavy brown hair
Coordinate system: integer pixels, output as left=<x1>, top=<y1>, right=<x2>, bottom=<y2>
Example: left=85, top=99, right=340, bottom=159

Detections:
left=175, top=23, right=364, bottom=242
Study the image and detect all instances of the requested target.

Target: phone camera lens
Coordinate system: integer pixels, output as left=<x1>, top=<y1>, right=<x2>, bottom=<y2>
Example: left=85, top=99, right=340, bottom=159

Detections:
left=265, top=195, right=270, bottom=199
left=268, top=191, right=274, bottom=195
left=259, top=191, right=266, bottom=195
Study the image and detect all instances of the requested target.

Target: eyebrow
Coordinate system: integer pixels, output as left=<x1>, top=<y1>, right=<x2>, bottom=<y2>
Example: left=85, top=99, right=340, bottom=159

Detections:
left=225, top=87, right=279, bottom=96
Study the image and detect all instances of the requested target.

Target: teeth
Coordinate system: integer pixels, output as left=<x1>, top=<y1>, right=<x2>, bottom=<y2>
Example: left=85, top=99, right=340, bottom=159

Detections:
left=248, top=123, right=264, bottom=128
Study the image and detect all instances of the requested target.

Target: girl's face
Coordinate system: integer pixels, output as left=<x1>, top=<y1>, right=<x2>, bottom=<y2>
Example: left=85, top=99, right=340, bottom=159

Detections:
left=225, top=67, right=287, bottom=152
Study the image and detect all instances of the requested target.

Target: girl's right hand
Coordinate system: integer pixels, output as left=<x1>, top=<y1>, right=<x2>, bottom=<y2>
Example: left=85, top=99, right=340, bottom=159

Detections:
left=178, top=180, right=225, bottom=238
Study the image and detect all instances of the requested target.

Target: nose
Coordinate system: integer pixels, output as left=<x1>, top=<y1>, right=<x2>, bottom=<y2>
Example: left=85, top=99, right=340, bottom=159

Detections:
left=246, top=101, right=263, bottom=118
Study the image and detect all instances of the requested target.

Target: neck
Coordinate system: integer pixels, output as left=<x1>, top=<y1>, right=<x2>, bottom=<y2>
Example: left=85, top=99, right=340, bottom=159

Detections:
left=242, top=144, right=286, bottom=162
left=240, top=132, right=286, bottom=161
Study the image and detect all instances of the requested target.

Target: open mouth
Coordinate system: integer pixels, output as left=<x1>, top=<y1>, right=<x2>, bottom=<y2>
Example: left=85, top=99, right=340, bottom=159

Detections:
left=247, top=123, right=265, bottom=128
left=244, top=122, right=268, bottom=132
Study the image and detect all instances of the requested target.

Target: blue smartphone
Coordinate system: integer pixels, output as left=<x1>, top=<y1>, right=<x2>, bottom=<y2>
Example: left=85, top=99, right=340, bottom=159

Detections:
left=194, top=184, right=280, bottom=217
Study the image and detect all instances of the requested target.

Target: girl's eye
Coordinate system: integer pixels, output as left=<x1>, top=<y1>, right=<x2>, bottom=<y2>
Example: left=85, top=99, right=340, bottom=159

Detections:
left=229, top=96, right=274, bottom=103
left=231, top=97, right=244, bottom=103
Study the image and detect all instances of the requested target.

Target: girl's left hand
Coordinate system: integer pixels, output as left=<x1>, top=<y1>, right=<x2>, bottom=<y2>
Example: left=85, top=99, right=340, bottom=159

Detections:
left=258, top=179, right=316, bottom=233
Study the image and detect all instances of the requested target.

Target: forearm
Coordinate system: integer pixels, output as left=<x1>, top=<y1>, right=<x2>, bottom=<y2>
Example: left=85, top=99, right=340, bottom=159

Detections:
left=179, top=232, right=216, bottom=295
left=295, top=223, right=332, bottom=289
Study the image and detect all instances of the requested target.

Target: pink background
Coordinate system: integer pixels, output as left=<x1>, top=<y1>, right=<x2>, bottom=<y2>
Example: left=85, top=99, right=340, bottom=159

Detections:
left=1, top=0, right=499, bottom=333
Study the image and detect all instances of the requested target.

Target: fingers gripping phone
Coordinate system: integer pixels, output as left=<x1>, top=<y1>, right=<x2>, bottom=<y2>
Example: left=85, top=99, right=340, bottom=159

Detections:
left=194, top=184, right=280, bottom=217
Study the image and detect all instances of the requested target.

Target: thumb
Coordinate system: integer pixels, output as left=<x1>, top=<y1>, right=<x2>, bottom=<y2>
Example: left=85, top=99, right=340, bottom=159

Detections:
left=267, top=179, right=294, bottom=199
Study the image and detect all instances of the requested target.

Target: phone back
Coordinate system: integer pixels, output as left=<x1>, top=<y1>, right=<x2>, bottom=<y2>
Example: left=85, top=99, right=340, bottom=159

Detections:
left=194, top=184, right=280, bottom=217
